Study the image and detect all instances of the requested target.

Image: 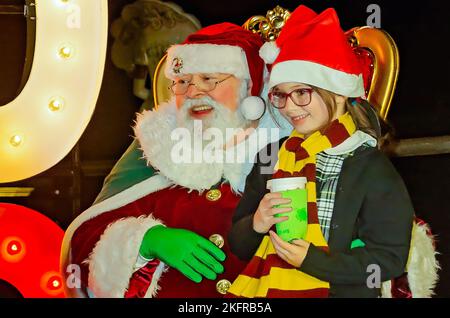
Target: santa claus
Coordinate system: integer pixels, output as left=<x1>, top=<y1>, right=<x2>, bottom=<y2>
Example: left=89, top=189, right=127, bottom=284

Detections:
left=60, top=22, right=291, bottom=298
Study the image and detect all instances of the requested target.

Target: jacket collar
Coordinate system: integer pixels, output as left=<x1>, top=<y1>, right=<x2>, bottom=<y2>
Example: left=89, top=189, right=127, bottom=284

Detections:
left=325, top=130, right=377, bottom=155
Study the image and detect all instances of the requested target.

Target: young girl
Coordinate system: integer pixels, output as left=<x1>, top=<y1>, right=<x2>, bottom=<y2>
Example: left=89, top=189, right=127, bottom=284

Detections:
left=227, top=5, right=414, bottom=298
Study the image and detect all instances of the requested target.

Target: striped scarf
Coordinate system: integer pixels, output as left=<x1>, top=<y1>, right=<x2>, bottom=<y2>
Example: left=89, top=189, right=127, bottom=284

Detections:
left=228, top=112, right=356, bottom=298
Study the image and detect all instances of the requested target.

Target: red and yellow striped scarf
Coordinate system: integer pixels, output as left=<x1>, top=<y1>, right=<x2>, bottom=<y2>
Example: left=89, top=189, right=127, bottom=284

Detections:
left=228, top=112, right=356, bottom=298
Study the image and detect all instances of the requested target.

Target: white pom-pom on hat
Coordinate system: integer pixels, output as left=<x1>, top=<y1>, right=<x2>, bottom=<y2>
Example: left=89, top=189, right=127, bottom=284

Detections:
left=240, top=96, right=266, bottom=120
left=259, top=41, right=280, bottom=64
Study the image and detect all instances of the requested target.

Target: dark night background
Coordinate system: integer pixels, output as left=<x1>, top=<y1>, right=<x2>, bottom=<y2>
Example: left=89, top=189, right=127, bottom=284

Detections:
left=0, top=0, right=449, bottom=297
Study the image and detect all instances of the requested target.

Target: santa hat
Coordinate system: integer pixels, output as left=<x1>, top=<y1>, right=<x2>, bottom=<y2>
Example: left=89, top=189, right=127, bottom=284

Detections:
left=165, top=22, right=266, bottom=120
left=259, top=6, right=365, bottom=98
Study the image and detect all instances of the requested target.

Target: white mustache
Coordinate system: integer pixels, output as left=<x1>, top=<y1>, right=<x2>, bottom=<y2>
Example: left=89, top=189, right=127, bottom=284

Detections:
left=181, top=96, right=216, bottom=111
left=177, top=96, right=249, bottom=134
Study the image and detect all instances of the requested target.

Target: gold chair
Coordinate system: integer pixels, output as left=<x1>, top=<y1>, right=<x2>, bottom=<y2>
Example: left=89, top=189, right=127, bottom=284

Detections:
left=345, top=26, right=399, bottom=120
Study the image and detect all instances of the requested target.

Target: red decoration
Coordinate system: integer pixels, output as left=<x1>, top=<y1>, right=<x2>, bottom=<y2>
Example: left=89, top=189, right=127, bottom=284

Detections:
left=0, top=203, right=64, bottom=298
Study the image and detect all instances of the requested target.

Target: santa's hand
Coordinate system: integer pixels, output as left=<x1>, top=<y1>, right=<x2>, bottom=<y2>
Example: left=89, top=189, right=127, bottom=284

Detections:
left=253, top=192, right=292, bottom=233
left=139, top=225, right=226, bottom=283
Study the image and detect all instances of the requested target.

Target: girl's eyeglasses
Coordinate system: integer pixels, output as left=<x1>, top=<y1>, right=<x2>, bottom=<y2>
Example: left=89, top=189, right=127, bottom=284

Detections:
left=268, top=88, right=314, bottom=109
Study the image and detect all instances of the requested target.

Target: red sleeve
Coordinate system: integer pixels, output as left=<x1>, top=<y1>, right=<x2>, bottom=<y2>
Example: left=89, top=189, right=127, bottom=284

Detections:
left=70, top=200, right=153, bottom=291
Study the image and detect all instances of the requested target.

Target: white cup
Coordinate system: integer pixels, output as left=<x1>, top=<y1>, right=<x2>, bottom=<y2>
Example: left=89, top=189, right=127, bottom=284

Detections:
left=266, top=177, right=307, bottom=192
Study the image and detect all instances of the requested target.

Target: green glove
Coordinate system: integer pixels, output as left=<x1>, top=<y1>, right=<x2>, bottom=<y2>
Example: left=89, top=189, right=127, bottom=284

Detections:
left=139, top=225, right=226, bottom=283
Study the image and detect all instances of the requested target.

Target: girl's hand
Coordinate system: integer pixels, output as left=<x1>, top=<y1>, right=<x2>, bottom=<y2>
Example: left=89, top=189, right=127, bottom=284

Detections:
left=269, top=230, right=310, bottom=268
left=253, top=192, right=292, bottom=234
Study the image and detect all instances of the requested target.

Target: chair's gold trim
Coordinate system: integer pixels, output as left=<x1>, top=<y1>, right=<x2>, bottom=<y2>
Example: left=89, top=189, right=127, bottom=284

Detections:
left=348, top=27, right=400, bottom=120
left=243, top=5, right=290, bottom=41
left=153, top=54, right=170, bottom=108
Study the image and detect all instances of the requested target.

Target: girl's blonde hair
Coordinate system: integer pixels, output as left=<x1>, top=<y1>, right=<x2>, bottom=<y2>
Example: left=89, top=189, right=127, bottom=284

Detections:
left=313, top=86, right=379, bottom=141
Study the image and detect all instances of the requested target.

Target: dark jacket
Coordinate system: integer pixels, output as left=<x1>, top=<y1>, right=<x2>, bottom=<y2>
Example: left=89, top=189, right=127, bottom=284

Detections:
left=228, top=139, right=414, bottom=298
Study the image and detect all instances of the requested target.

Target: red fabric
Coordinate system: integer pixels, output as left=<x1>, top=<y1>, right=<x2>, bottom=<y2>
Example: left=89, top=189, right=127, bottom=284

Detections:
left=306, top=203, right=319, bottom=224
left=284, top=137, right=303, bottom=153
left=70, top=184, right=247, bottom=298
left=273, top=6, right=363, bottom=77
left=266, top=288, right=328, bottom=298
left=124, top=259, right=161, bottom=298
left=391, top=273, right=412, bottom=298
left=183, top=23, right=265, bottom=96
left=350, top=46, right=374, bottom=93
left=324, top=121, right=352, bottom=147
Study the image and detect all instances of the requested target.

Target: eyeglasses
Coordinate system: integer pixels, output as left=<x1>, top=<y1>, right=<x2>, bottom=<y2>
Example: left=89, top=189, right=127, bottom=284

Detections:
left=268, top=88, right=314, bottom=109
left=169, top=75, right=233, bottom=95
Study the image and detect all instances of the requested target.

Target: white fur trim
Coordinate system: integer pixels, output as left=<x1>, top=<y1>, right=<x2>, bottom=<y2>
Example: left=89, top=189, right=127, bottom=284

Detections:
left=86, top=215, right=167, bottom=298
left=259, top=41, right=280, bottom=64
left=165, top=44, right=250, bottom=79
left=406, top=221, right=440, bottom=297
left=269, top=60, right=365, bottom=97
left=380, top=221, right=440, bottom=298
left=240, top=96, right=266, bottom=120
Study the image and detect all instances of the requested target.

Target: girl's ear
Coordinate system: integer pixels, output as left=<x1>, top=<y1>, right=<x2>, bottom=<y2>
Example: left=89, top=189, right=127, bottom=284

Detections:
left=332, top=95, right=348, bottom=120
left=334, top=95, right=347, bottom=107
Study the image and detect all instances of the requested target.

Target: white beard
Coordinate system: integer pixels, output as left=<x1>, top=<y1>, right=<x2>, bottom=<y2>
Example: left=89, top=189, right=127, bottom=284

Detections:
left=134, top=97, right=256, bottom=193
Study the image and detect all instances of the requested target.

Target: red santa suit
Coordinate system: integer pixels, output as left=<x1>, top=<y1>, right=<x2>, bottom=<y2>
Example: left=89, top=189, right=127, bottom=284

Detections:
left=70, top=183, right=246, bottom=298
left=61, top=97, right=289, bottom=297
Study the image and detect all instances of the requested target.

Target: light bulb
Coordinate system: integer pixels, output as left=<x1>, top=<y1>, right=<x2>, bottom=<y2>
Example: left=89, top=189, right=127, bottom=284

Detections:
left=58, top=46, right=73, bottom=59
left=10, top=135, right=23, bottom=147
left=49, top=97, right=64, bottom=111
left=6, top=240, right=22, bottom=256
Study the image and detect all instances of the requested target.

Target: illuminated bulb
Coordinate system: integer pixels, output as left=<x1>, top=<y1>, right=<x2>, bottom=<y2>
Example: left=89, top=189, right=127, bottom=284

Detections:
left=58, top=46, right=73, bottom=59
left=49, top=98, right=64, bottom=111
left=45, top=275, right=62, bottom=291
left=6, top=240, right=22, bottom=256
left=10, top=135, right=23, bottom=147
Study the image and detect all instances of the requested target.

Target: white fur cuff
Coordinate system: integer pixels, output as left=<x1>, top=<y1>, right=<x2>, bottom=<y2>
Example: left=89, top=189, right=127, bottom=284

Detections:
left=381, top=221, right=440, bottom=298
left=85, top=215, right=164, bottom=298
left=407, top=221, right=440, bottom=297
